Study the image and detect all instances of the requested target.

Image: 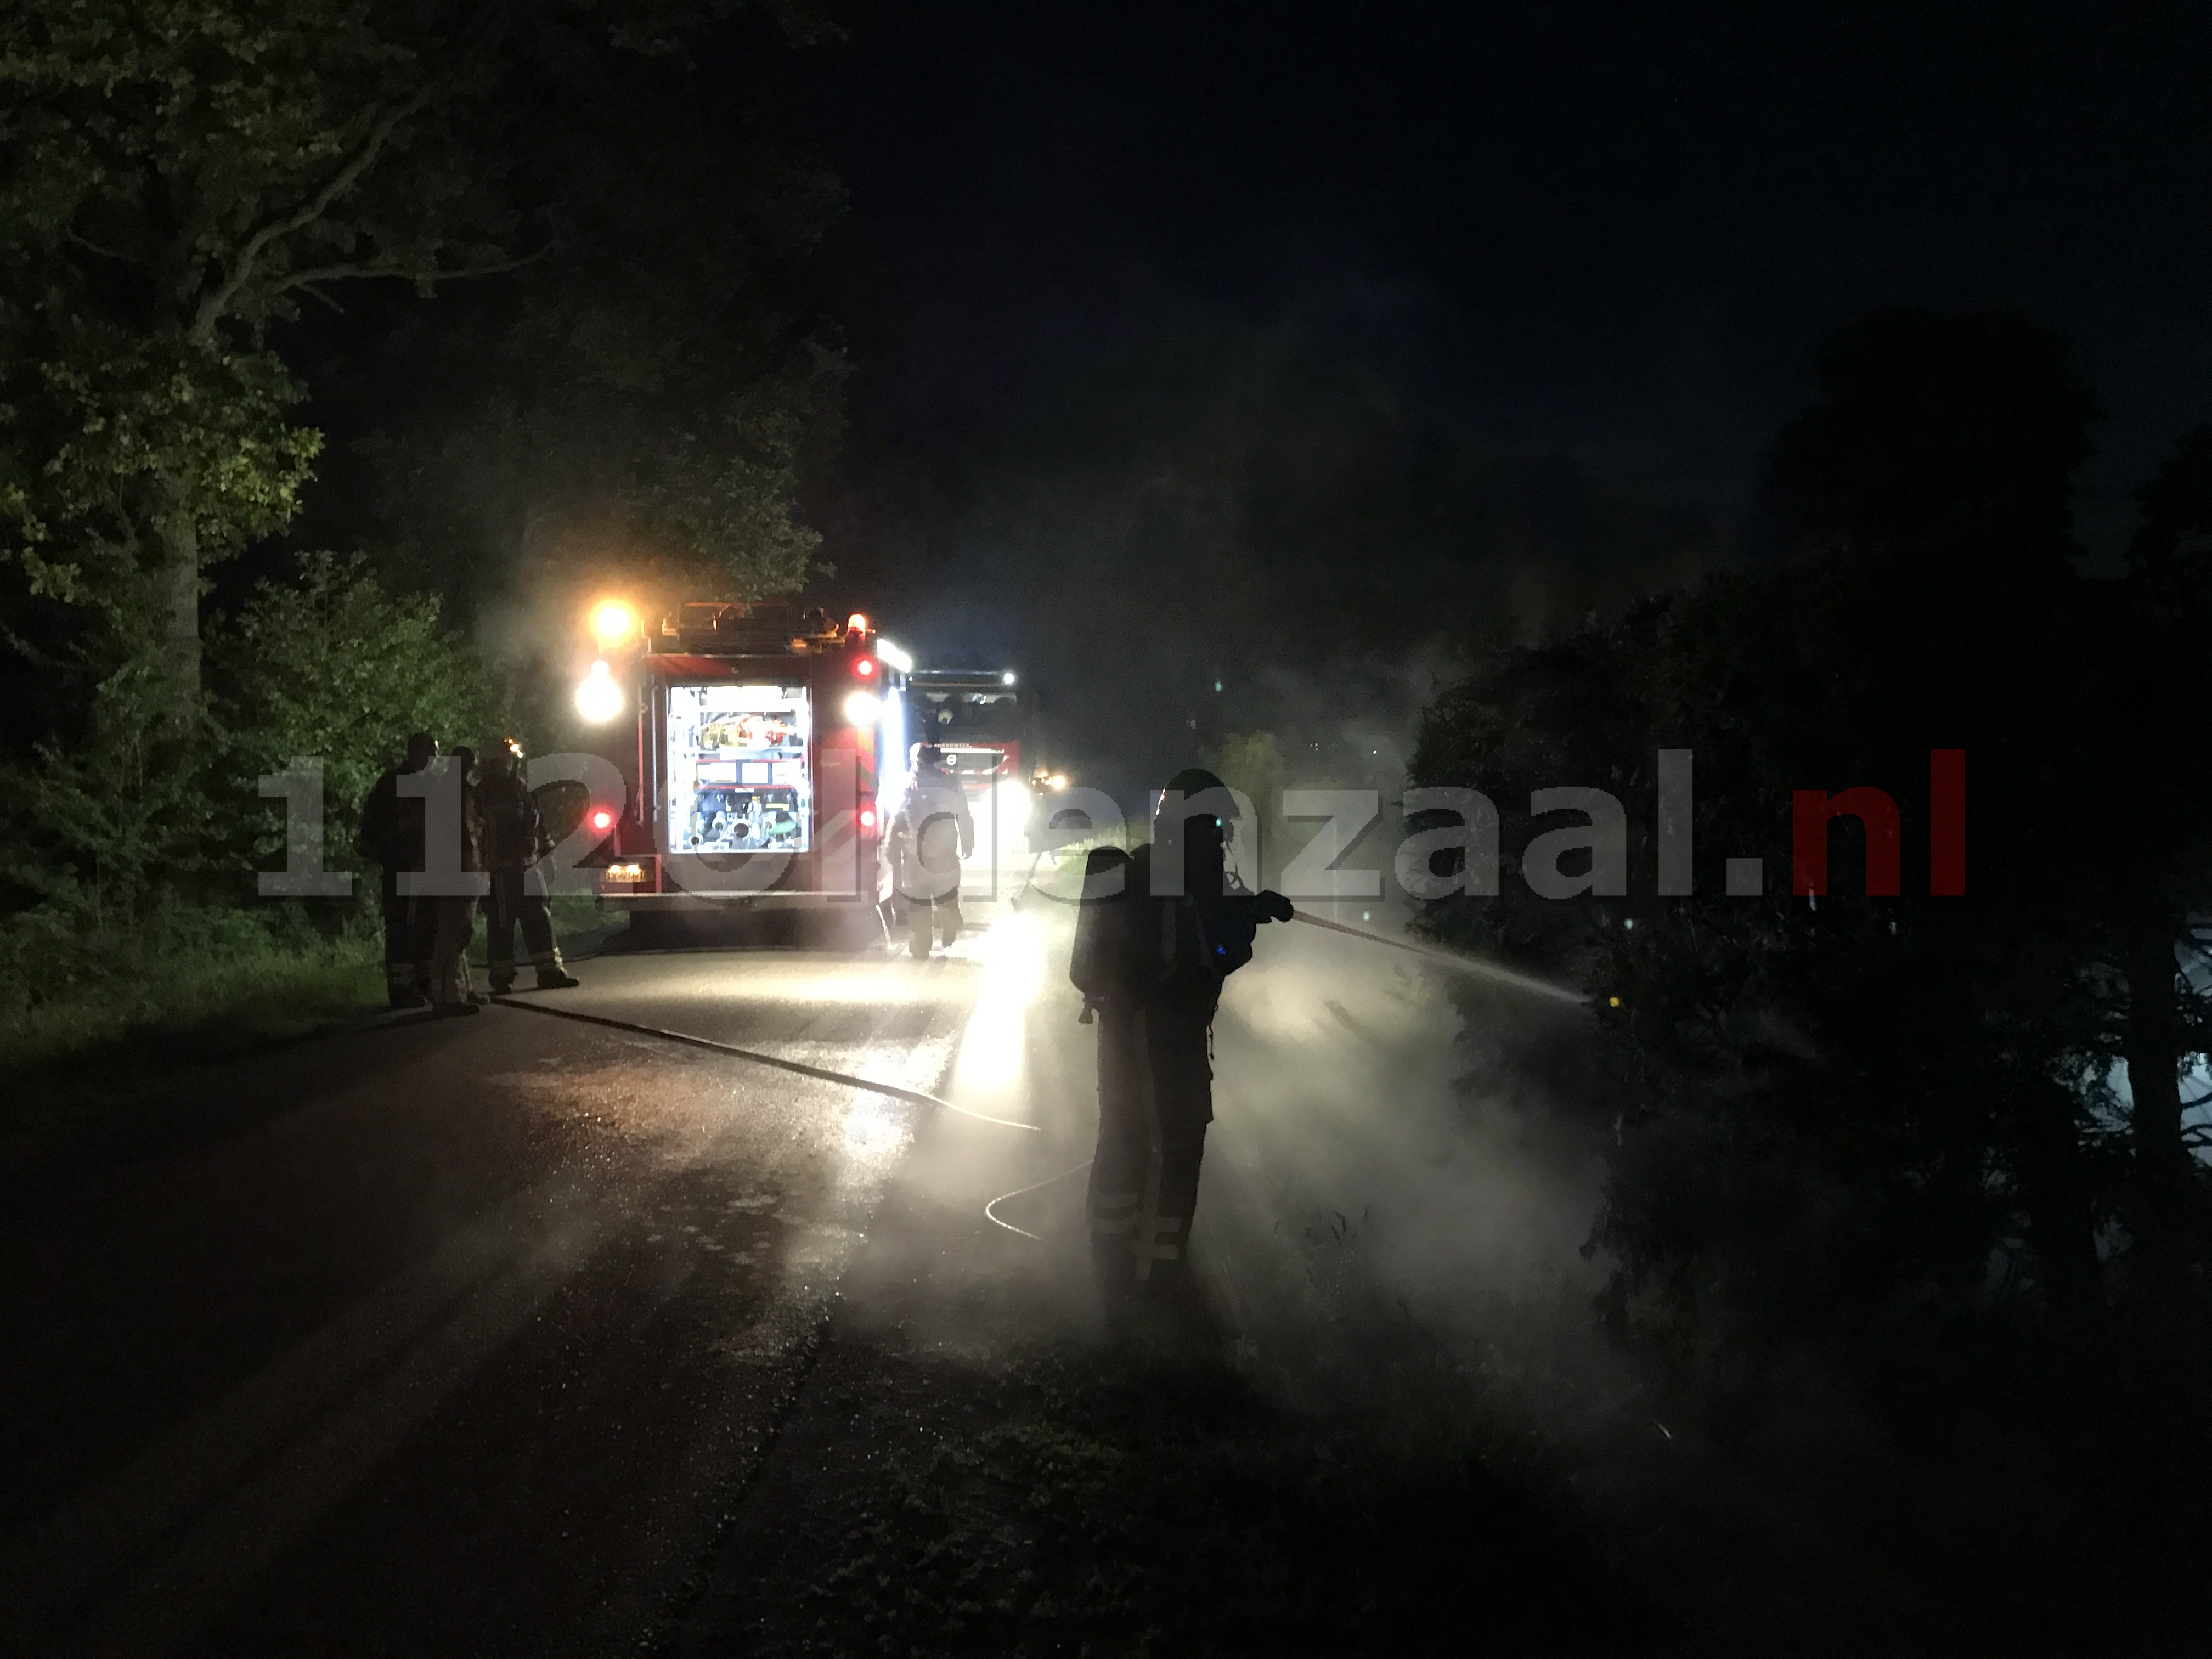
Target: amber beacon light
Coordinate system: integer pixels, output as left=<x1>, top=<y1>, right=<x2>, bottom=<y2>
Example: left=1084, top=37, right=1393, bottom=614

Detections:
left=590, top=599, right=640, bottom=650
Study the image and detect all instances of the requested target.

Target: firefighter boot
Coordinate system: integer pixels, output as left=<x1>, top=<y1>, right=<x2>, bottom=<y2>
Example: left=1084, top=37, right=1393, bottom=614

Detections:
left=386, top=970, right=429, bottom=1012
left=536, top=966, right=581, bottom=990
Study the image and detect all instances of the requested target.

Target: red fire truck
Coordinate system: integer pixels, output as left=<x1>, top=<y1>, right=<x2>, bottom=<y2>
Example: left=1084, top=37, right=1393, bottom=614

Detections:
left=569, top=600, right=909, bottom=938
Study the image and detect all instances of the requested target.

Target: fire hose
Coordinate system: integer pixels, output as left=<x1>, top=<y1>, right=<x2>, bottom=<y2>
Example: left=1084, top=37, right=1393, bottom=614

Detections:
left=1017, top=856, right=1589, bottom=1006
left=497, top=898, right=1583, bottom=1246
left=490, top=995, right=1042, bottom=1132
left=979, top=908, right=1588, bottom=1239
left=497, top=990, right=1084, bottom=1240
left=983, top=881, right=1588, bottom=1240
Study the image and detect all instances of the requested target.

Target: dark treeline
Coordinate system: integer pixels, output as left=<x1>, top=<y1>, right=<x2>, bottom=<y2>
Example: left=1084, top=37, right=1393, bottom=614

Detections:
left=1412, top=309, right=2212, bottom=1642
left=0, top=2, right=841, bottom=1020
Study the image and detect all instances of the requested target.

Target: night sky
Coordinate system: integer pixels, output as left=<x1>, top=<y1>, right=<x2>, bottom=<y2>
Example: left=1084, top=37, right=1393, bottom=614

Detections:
left=797, top=2, right=2212, bottom=557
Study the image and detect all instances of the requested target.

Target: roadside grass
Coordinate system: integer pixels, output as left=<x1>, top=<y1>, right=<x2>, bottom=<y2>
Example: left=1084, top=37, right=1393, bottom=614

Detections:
left=0, top=941, right=382, bottom=1075
left=0, top=925, right=385, bottom=1148
left=0, top=893, right=615, bottom=1154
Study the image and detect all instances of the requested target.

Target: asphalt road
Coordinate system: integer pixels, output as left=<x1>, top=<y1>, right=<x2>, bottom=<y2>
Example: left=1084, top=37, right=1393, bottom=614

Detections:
left=0, top=929, right=1064, bottom=1659
left=0, top=897, right=1572, bottom=1656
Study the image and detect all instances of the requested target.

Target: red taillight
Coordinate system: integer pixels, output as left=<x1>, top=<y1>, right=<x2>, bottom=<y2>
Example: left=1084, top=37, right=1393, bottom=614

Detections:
left=853, top=656, right=877, bottom=679
left=589, top=806, right=616, bottom=834
left=859, top=807, right=877, bottom=830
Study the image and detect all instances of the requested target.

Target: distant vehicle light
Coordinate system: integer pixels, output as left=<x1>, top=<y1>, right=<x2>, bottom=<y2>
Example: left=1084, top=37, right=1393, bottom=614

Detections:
left=590, top=599, right=639, bottom=649
left=1001, top=671, right=1016, bottom=686
left=847, top=612, right=870, bottom=634
left=575, top=660, right=623, bottom=723
left=589, top=806, right=616, bottom=835
left=859, top=807, right=878, bottom=830
left=844, top=690, right=882, bottom=726
left=853, top=655, right=878, bottom=679
left=1048, top=773, right=1069, bottom=791
left=876, top=638, right=913, bottom=673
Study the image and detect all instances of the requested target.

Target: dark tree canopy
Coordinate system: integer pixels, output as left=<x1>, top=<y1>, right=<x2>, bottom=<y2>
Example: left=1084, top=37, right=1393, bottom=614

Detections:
left=0, top=0, right=837, bottom=718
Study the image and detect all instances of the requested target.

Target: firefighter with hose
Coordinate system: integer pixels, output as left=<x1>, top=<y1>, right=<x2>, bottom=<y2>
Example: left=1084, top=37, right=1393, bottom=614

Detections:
left=1069, top=768, right=1292, bottom=1300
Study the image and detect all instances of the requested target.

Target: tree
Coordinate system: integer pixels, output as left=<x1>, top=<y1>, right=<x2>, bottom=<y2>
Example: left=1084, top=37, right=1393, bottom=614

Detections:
left=1407, top=311, right=2212, bottom=1370
left=0, top=0, right=826, bottom=708
left=1414, top=563, right=2117, bottom=1357
left=213, top=550, right=495, bottom=876
left=348, top=42, right=848, bottom=629
left=2090, top=425, right=2212, bottom=1276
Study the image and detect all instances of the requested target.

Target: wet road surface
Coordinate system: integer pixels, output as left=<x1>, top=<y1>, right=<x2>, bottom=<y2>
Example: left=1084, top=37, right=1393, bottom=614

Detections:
left=0, top=901, right=1511, bottom=1656
left=0, top=939, right=1018, bottom=1658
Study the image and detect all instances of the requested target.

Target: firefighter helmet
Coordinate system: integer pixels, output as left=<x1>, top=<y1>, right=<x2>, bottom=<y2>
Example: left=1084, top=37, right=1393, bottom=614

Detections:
left=1158, top=767, right=1239, bottom=822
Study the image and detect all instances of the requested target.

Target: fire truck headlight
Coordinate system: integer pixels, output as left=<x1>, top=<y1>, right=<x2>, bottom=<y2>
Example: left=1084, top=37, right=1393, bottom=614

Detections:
left=1048, top=773, right=1069, bottom=791
left=589, top=600, right=639, bottom=650
left=843, top=690, right=882, bottom=726
left=575, top=660, right=623, bottom=723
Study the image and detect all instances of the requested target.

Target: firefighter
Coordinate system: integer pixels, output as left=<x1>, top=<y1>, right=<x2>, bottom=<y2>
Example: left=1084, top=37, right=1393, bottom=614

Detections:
left=1069, top=768, right=1292, bottom=1297
left=358, top=731, right=438, bottom=1009
left=478, top=739, right=580, bottom=993
left=424, top=745, right=487, bottom=1017
left=891, top=742, right=975, bottom=958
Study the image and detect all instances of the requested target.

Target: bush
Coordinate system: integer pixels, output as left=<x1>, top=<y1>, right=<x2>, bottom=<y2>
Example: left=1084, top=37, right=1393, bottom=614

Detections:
left=213, top=549, right=499, bottom=878
left=0, top=552, right=496, bottom=1098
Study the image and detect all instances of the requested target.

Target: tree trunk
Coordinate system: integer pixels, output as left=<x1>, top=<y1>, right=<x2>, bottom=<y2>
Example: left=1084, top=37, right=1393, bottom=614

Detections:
left=2013, top=1075, right=2101, bottom=1319
left=159, top=493, right=201, bottom=709
left=2123, top=933, right=2193, bottom=1280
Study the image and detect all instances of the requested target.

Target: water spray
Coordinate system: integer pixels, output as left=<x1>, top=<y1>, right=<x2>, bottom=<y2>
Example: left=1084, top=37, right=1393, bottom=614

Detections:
left=1287, top=910, right=1590, bottom=1006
